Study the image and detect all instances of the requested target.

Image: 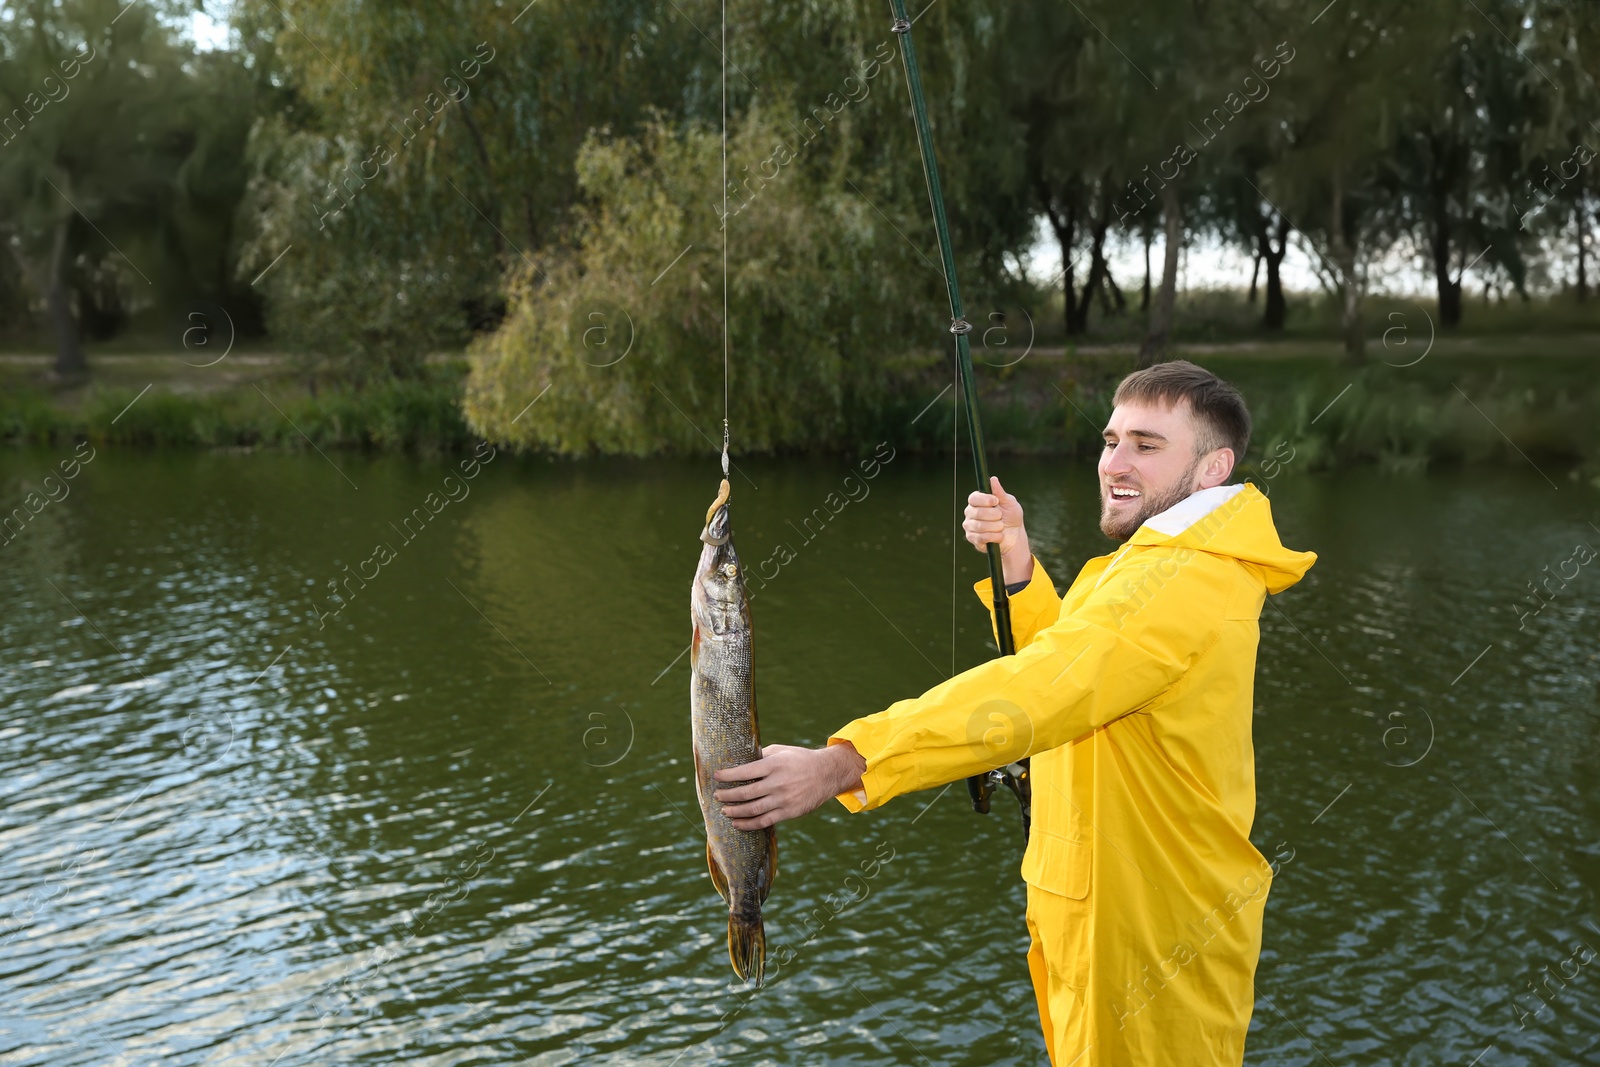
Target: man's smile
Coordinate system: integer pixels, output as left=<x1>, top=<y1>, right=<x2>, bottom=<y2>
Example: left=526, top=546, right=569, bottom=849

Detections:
left=1106, top=484, right=1143, bottom=506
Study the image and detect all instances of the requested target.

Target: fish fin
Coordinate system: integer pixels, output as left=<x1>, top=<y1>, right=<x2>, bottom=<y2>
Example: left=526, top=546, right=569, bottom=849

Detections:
left=706, top=841, right=730, bottom=903
left=727, top=909, right=765, bottom=985
left=759, top=826, right=777, bottom=905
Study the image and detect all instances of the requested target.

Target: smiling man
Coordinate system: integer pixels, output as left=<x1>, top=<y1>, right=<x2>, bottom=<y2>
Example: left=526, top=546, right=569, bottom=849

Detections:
left=713, top=360, right=1317, bottom=1066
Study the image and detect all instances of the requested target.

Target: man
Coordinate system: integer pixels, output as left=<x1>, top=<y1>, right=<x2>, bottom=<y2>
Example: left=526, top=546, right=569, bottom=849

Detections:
left=713, top=360, right=1317, bottom=1066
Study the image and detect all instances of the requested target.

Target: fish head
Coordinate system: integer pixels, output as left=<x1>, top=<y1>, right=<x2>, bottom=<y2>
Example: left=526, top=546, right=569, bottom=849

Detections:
left=693, top=503, right=749, bottom=636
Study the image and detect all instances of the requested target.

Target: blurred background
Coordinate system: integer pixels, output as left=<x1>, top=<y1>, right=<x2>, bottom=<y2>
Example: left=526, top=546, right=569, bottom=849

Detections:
left=1, top=0, right=1599, bottom=468
left=1, top=2, right=1598, bottom=1065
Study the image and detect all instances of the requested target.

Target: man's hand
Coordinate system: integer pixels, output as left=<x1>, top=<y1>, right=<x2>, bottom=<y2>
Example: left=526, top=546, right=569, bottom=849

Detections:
left=713, top=741, right=866, bottom=830
left=963, top=475, right=1033, bottom=585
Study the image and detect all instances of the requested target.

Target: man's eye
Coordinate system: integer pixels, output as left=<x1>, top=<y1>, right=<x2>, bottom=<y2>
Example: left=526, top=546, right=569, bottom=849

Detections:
left=1139, top=445, right=1155, bottom=453
left=1103, top=441, right=1115, bottom=449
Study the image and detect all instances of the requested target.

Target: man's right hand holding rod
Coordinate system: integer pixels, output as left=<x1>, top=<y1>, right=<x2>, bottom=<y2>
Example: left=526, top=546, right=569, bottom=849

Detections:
left=962, top=475, right=1034, bottom=586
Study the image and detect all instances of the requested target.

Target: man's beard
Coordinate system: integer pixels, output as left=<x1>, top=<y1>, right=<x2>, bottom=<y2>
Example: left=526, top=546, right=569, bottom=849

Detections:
left=1099, top=454, right=1202, bottom=542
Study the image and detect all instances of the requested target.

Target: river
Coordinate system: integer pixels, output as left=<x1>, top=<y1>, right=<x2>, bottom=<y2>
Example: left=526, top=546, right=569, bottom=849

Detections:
left=0, top=443, right=1596, bottom=1066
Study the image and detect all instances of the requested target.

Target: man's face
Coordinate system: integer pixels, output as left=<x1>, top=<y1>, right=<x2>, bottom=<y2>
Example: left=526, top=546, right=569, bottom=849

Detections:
left=1097, top=398, right=1223, bottom=541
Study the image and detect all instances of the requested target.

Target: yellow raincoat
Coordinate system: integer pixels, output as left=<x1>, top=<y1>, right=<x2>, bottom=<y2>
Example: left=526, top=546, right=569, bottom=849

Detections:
left=830, top=482, right=1315, bottom=1066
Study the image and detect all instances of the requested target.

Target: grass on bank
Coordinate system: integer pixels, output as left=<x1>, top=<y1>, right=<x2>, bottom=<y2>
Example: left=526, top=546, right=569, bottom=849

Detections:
left=869, top=348, right=1600, bottom=486
left=0, top=345, right=1597, bottom=488
left=0, top=359, right=474, bottom=451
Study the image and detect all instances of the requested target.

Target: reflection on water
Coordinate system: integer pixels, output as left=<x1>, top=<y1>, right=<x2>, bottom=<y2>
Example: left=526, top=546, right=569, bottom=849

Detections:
left=0, top=445, right=1596, bottom=1065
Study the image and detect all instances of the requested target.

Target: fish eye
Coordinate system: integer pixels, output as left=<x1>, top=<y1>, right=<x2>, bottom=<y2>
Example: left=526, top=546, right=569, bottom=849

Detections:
left=721, top=562, right=738, bottom=578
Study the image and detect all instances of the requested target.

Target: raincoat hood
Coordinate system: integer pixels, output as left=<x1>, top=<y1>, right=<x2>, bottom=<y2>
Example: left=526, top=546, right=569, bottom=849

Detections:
left=1129, top=482, right=1315, bottom=595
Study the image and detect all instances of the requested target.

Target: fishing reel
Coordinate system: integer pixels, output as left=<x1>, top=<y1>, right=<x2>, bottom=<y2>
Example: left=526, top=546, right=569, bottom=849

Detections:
left=968, top=758, right=1032, bottom=842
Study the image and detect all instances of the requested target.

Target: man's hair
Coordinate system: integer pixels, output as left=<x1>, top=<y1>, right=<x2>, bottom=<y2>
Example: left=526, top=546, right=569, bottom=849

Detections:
left=1113, top=360, right=1251, bottom=460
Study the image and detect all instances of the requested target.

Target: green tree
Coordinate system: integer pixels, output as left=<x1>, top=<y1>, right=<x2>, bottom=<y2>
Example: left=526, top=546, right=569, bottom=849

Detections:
left=1389, top=1, right=1534, bottom=328
left=0, top=0, right=197, bottom=377
left=464, top=116, right=939, bottom=454
left=233, top=0, right=715, bottom=381
left=1517, top=2, right=1600, bottom=302
left=1271, top=0, right=1429, bottom=364
left=1015, top=0, right=1293, bottom=358
left=1206, top=157, right=1294, bottom=331
left=232, top=0, right=1032, bottom=385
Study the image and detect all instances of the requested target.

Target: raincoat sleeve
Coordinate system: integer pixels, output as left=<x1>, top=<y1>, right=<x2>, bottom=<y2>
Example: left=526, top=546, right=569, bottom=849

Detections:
left=828, top=549, right=1226, bottom=812
left=971, top=554, right=1061, bottom=651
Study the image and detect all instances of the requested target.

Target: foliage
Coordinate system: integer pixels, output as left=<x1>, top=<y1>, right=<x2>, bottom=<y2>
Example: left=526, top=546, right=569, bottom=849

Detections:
left=463, top=115, right=937, bottom=454
left=0, top=1, right=260, bottom=374
left=0, top=365, right=473, bottom=451
left=1244, top=368, right=1596, bottom=482
left=231, top=0, right=716, bottom=382
left=4, top=0, right=1600, bottom=460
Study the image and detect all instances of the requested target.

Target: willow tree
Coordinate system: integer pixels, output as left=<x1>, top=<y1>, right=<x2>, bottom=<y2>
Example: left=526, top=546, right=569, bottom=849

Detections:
left=1007, top=0, right=1104, bottom=338
left=232, top=0, right=1032, bottom=386
left=1205, top=152, right=1295, bottom=332
left=1006, top=0, right=1191, bottom=347
left=233, top=0, right=710, bottom=381
left=1517, top=2, right=1600, bottom=302
left=464, top=117, right=939, bottom=454
left=1009, top=0, right=1295, bottom=355
left=1271, top=0, right=1435, bottom=364
left=0, top=0, right=197, bottom=378
left=1388, top=1, right=1538, bottom=328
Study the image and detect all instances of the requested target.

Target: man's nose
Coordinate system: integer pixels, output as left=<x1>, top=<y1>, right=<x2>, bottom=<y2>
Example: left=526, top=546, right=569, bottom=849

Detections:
left=1103, top=443, right=1134, bottom=474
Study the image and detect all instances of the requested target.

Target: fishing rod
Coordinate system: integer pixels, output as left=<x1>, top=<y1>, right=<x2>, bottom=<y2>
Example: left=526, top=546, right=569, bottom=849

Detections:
left=886, top=0, right=1030, bottom=841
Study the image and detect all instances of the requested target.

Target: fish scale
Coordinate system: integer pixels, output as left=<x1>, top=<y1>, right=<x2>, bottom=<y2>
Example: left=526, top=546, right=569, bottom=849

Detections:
left=690, top=478, right=776, bottom=984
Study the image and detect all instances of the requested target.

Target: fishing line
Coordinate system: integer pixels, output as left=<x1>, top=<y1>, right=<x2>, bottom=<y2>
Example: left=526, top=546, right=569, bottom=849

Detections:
left=719, top=0, right=730, bottom=479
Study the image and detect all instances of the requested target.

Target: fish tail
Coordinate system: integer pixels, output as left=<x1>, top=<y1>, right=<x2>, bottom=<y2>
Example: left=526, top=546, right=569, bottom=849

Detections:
left=727, top=907, right=765, bottom=985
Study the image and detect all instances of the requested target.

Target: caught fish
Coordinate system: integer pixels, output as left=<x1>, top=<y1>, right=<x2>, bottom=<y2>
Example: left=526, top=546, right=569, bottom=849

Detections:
left=691, top=477, right=776, bottom=984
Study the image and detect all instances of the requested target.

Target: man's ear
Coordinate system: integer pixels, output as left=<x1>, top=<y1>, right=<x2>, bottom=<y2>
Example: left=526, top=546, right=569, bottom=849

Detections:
left=1198, top=447, right=1234, bottom=488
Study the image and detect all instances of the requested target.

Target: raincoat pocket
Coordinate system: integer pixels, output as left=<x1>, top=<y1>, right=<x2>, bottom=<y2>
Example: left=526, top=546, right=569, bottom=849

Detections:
left=1023, top=835, right=1093, bottom=996
left=1025, top=869, right=1092, bottom=992
left=1021, top=829, right=1091, bottom=899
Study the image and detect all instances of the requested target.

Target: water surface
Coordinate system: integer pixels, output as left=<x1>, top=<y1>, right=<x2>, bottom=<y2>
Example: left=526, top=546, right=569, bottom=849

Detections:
left=0, top=443, right=1596, bottom=1066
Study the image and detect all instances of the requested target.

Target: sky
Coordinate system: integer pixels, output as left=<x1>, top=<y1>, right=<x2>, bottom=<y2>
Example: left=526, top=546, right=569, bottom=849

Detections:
left=188, top=6, right=231, bottom=51
left=1018, top=217, right=1484, bottom=301
left=1020, top=218, right=1331, bottom=301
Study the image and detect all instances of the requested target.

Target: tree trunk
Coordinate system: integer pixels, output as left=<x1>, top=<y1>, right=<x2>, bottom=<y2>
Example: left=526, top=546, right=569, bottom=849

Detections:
left=9, top=214, right=85, bottom=379
left=1248, top=245, right=1262, bottom=303
left=1340, top=280, right=1364, bottom=362
left=1139, top=183, right=1181, bottom=365
left=1438, top=265, right=1462, bottom=328
left=1431, top=191, right=1461, bottom=329
left=1261, top=215, right=1289, bottom=331
left=1578, top=184, right=1588, bottom=303
left=1426, top=131, right=1463, bottom=328
left=1070, top=207, right=1110, bottom=334
left=1103, top=266, right=1126, bottom=314
left=1140, top=222, right=1152, bottom=313
left=1044, top=198, right=1079, bottom=337
left=47, top=294, right=84, bottom=377
left=1329, top=174, right=1365, bottom=365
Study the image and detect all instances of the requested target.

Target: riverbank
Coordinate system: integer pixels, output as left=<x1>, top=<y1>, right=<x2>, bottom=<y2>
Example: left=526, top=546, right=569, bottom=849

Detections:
left=0, top=355, right=476, bottom=452
left=2, top=346, right=1597, bottom=485
left=855, top=346, right=1600, bottom=486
